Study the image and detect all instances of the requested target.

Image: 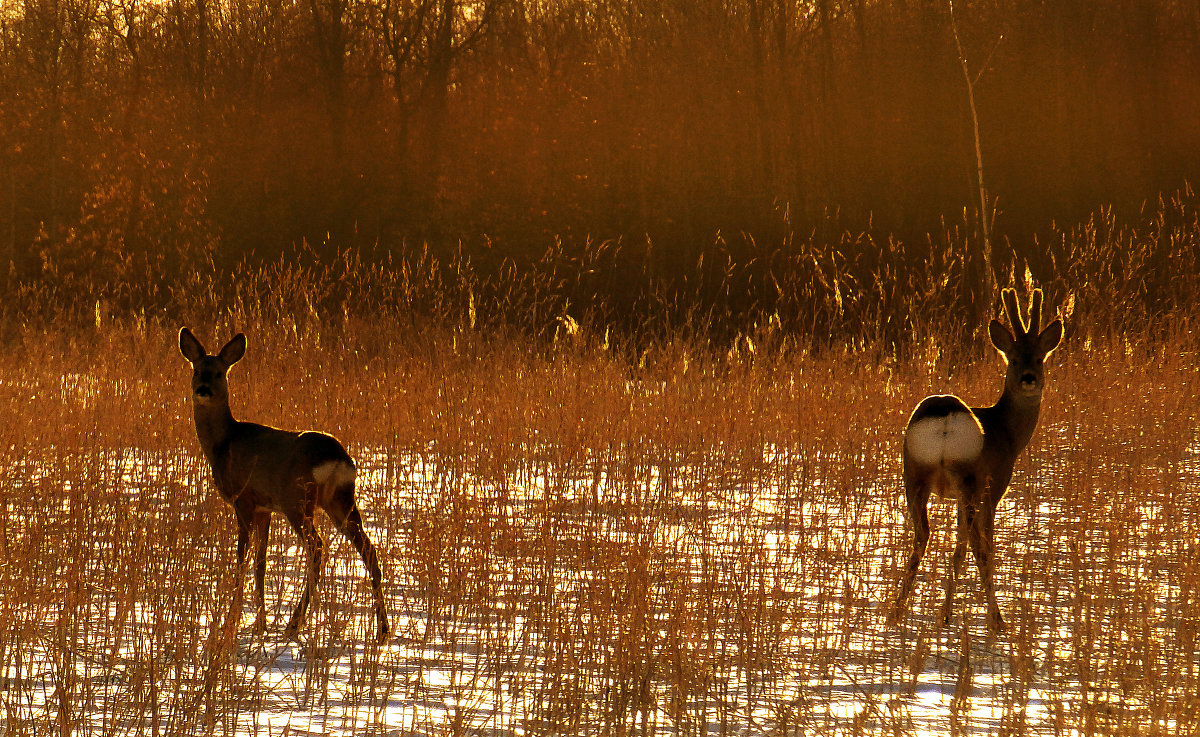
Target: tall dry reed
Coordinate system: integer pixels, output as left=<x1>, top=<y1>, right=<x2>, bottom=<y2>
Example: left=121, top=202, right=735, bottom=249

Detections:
left=0, top=287, right=1197, bottom=734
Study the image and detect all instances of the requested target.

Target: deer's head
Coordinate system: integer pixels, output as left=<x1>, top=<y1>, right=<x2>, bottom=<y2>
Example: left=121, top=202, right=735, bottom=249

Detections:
left=988, top=288, right=1063, bottom=403
left=179, top=328, right=246, bottom=406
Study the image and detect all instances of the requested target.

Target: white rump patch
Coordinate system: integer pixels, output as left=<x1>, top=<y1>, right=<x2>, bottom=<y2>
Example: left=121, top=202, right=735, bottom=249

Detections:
left=906, top=412, right=984, bottom=467
left=312, top=460, right=356, bottom=487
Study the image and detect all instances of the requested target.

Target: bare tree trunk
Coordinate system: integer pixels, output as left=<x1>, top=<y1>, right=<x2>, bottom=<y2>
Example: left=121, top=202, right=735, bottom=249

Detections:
left=195, top=0, right=208, bottom=99
left=307, top=0, right=349, bottom=162
left=420, top=0, right=456, bottom=169
left=5, top=160, right=14, bottom=283
left=949, top=0, right=993, bottom=302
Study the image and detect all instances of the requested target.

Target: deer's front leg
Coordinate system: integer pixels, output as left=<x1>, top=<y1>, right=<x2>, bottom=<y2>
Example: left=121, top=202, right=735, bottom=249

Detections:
left=228, top=507, right=255, bottom=631
left=252, top=511, right=271, bottom=634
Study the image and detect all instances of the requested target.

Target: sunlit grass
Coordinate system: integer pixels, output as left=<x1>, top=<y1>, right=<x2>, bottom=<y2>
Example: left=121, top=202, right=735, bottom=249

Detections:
left=0, top=303, right=1197, bottom=735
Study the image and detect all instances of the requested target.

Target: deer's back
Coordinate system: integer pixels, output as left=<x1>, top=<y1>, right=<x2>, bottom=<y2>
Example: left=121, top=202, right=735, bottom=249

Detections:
left=211, top=422, right=354, bottom=513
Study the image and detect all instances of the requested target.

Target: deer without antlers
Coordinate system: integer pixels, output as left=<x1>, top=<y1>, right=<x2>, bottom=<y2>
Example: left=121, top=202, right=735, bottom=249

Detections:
left=888, top=288, right=1063, bottom=633
left=179, top=328, right=389, bottom=642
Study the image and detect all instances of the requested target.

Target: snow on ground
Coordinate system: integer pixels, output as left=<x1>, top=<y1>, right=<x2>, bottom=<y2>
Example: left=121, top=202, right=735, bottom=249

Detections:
left=0, top=439, right=1191, bottom=735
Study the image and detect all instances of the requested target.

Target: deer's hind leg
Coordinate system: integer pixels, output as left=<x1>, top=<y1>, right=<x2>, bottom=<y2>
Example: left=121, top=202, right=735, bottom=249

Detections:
left=282, top=491, right=323, bottom=640
left=889, top=470, right=931, bottom=626
left=326, top=485, right=389, bottom=641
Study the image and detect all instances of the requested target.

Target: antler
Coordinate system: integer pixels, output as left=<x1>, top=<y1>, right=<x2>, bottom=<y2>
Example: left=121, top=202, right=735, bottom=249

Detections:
left=1000, top=288, right=1026, bottom=336
left=1028, top=289, right=1044, bottom=334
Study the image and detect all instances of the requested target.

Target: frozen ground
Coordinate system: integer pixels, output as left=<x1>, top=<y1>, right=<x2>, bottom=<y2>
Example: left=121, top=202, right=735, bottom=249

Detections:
left=0, top=438, right=1192, bottom=736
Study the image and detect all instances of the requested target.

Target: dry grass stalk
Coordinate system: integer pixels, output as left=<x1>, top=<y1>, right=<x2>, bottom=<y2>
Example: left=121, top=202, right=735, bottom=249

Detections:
left=0, top=299, right=1196, bottom=735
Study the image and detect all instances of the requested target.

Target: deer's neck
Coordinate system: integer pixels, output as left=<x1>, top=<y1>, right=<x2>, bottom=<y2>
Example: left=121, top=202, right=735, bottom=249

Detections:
left=982, top=389, right=1043, bottom=455
left=192, top=401, right=237, bottom=462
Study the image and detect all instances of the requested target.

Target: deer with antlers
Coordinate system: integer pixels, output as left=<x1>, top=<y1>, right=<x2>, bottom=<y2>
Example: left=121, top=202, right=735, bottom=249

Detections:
left=179, top=328, right=389, bottom=642
left=888, top=288, right=1063, bottom=632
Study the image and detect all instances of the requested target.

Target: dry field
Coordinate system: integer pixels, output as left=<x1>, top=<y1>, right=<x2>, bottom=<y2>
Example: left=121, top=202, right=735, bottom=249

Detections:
left=1, top=311, right=1198, bottom=736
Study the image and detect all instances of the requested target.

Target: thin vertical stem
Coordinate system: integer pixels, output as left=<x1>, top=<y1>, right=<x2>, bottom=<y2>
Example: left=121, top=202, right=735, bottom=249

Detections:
left=949, top=0, right=993, bottom=300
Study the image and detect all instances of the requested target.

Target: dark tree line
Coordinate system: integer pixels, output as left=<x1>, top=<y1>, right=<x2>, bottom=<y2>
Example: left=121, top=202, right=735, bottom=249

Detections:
left=2, top=0, right=1199, bottom=330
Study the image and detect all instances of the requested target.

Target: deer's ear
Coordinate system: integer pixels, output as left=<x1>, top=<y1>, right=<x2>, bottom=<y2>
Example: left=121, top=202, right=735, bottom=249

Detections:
left=988, top=319, right=1014, bottom=354
left=1038, top=319, right=1063, bottom=355
left=218, top=334, right=247, bottom=365
left=179, top=328, right=206, bottom=364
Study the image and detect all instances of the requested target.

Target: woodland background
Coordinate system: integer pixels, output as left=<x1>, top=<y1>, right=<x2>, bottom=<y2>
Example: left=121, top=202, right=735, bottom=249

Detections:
left=2, top=0, right=1199, bottom=339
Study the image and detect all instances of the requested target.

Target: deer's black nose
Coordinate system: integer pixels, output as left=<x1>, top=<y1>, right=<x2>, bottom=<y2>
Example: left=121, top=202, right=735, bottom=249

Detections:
left=195, top=386, right=213, bottom=398
left=1020, top=372, right=1037, bottom=385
